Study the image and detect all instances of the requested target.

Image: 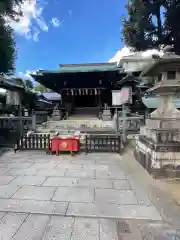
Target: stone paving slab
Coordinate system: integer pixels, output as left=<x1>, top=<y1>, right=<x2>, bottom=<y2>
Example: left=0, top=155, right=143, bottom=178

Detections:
left=11, top=186, right=56, bottom=201
left=71, top=218, right=99, bottom=240
left=42, top=216, right=74, bottom=240
left=95, top=189, right=138, bottom=204
left=7, top=168, right=39, bottom=176
left=127, top=177, right=153, bottom=206
left=66, top=202, right=162, bottom=220
left=0, top=212, right=177, bottom=240
left=100, top=219, right=118, bottom=240
left=30, top=162, right=59, bottom=169
left=43, top=177, right=80, bottom=187
left=52, top=186, right=94, bottom=202
left=0, top=185, right=20, bottom=198
left=57, top=163, right=83, bottom=170
left=71, top=159, right=96, bottom=165
left=0, top=176, right=15, bottom=185
left=0, top=168, right=12, bottom=175
left=0, top=212, right=28, bottom=240
left=0, top=151, right=163, bottom=223
left=10, top=176, right=46, bottom=186
left=4, top=162, right=34, bottom=169
left=77, top=178, right=113, bottom=189
left=65, top=168, right=95, bottom=178
left=43, top=177, right=113, bottom=189
left=95, top=167, right=126, bottom=179
left=13, top=214, right=49, bottom=240
left=113, top=180, right=131, bottom=190
left=0, top=199, right=68, bottom=215
left=36, top=168, right=67, bottom=177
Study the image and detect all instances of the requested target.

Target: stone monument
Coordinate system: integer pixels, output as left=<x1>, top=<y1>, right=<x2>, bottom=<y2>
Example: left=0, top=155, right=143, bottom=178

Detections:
left=134, top=45, right=180, bottom=178
left=102, top=103, right=112, bottom=121
left=51, top=104, right=62, bottom=120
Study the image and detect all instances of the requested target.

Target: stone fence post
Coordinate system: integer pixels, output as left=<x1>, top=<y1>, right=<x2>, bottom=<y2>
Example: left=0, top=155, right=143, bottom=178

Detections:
left=32, top=111, right=36, bottom=130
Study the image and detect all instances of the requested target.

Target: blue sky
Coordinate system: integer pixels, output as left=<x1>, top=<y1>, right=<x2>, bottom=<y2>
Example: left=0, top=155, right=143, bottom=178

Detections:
left=13, top=0, right=127, bottom=76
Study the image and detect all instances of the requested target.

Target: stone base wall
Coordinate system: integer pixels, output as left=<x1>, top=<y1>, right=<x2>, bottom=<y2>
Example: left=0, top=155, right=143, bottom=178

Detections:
left=135, top=137, right=180, bottom=179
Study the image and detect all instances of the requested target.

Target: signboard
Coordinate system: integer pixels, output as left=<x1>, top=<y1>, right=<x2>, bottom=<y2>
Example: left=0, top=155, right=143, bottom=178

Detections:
left=6, top=90, right=20, bottom=106
left=112, top=87, right=132, bottom=106
left=112, top=90, right=121, bottom=106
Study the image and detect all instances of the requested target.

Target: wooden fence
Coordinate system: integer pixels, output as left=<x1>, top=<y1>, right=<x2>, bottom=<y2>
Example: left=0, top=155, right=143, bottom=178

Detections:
left=16, top=133, right=121, bottom=154
left=84, top=134, right=121, bottom=153
left=17, top=134, right=50, bottom=150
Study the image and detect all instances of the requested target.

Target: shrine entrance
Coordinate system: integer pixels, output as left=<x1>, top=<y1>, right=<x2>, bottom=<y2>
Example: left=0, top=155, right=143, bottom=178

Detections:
left=74, top=94, right=96, bottom=107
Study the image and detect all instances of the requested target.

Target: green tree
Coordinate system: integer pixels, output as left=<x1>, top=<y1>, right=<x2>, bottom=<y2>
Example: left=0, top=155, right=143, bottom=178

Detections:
left=164, top=0, right=180, bottom=53
left=14, top=77, right=25, bottom=88
left=0, top=0, right=24, bottom=74
left=25, top=79, right=33, bottom=90
left=34, top=84, right=52, bottom=93
left=121, top=0, right=174, bottom=51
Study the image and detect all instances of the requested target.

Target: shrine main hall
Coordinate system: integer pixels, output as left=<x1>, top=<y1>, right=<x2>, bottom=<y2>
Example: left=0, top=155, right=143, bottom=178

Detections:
left=31, top=62, right=146, bottom=118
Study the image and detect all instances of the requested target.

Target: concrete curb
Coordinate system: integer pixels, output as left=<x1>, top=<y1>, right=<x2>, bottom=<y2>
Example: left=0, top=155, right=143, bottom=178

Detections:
left=121, top=146, right=180, bottom=228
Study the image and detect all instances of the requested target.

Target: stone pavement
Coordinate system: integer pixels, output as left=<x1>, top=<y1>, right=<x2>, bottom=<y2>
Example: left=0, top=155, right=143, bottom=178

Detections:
left=0, top=150, right=178, bottom=239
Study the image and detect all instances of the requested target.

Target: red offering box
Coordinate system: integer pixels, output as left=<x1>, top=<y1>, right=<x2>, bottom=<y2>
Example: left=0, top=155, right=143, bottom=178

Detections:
left=49, top=136, right=80, bottom=155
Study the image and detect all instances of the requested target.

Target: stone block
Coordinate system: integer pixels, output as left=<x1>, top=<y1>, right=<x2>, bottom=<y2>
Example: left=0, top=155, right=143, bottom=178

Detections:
left=13, top=214, right=49, bottom=240
left=77, top=178, right=113, bottom=189
left=0, top=185, right=20, bottom=198
left=113, top=180, right=131, bottom=190
left=0, top=176, right=15, bottom=185
left=12, top=186, right=56, bottom=200
left=57, top=163, right=83, bottom=170
left=42, top=216, right=74, bottom=240
left=7, top=168, right=39, bottom=176
left=52, top=186, right=94, bottom=202
left=100, top=219, right=118, bottom=240
left=71, top=218, right=99, bottom=240
left=65, top=169, right=95, bottom=178
left=36, top=169, right=66, bottom=177
left=30, top=162, right=59, bottom=169
left=0, top=168, right=12, bottom=175
left=0, top=198, right=68, bottom=215
left=95, top=166, right=126, bottom=179
left=0, top=213, right=28, bottom=240
left=66, top=202, right=161, bottom=220
left=10, top=176, right=46, bottom=186
left=43, top=177, right=79, bottom=187
left=95, top=189, right=138, bottom=204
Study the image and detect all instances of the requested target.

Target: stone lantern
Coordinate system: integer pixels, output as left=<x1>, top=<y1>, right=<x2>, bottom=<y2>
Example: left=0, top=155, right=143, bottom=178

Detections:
left=134, top=45, right=180, bottom=177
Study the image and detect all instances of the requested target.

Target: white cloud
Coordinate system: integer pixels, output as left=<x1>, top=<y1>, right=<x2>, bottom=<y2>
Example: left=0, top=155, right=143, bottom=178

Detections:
left=109, top=46, right=134, bottom=63
left=18, top=70, right=37, bottom=81
left=51, top=17, right=61, bottom=27
left=4, top=0, right=59, bottom=41
left=109, top=46, right=164, bottom=64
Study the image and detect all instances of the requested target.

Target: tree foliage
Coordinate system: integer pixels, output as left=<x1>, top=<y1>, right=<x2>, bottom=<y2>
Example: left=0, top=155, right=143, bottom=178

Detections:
left=14, top=77, right=33, bottom=91
left=34, top=84, right=52, bottom=93
left=0, top=0, right=24, bottom=74
left=121, top=0, right=180, bottom=53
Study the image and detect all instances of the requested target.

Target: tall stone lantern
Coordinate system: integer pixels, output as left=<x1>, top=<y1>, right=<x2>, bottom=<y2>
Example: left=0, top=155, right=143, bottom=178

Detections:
left=134, top=45, right=180, bottom=177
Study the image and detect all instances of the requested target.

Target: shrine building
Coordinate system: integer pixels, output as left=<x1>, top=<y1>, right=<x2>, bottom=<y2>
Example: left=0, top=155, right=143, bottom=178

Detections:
left=31, top=62, right=148, bottom=118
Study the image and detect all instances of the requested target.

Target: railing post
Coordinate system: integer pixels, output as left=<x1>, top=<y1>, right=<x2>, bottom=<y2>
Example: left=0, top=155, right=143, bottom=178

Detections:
left=85, top=135, right=88, bottom=155
left=32, top=111, right=36, bottom=130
